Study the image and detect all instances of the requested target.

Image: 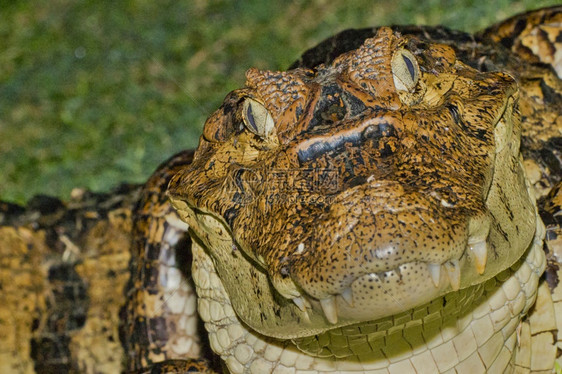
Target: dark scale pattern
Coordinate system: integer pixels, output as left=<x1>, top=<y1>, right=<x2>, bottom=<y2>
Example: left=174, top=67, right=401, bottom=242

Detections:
left=0, top=182, right=142, bottom=372
left=541, top=183, right=562, bottom=292
left=121, top=149, right=221, bottom=373
left=135, top=359, right=217, bottom=374
left=31, top=264, right=88, bottom=373
left=122, top=150, right=195, bottom=371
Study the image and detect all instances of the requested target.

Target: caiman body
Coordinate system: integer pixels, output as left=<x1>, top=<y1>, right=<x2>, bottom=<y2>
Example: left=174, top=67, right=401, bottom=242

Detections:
left=1, top=6, right=562, bottom=374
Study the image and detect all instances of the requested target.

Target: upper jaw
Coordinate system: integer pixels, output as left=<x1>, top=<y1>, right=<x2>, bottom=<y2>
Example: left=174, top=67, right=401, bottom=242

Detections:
left=243, top=178, right=494, bottom=325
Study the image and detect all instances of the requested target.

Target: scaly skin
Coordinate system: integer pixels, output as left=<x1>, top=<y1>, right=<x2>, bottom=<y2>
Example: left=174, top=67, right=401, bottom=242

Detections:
left=0, top=6, right=561, bottom=374
left=170, top=26, right=529, bottom=332
left=168, top=8, right=562, bottom=373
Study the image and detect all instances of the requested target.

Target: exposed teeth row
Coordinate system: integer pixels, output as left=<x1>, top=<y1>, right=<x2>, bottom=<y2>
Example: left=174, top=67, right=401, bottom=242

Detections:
left=290, top=241, right=489, bottom=325
left=291, top=292, right=349, bottom=325
left=428, top=239, right=488, bottom=290
left=302, top=260, right=462, bottom=325
left=427, top=260, right=462, bottom=290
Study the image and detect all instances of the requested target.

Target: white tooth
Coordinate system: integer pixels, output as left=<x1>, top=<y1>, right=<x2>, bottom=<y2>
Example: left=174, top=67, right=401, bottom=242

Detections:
left=470, top=241, right=487, bottom=275
left=428, top=263, right=441, bottom=287
left=444, top=260, right=461, bottom=291
left=341, top=288, right=354, bottom=306
left=319, top=296, right=338, bottom=324
left=292, top=297, right=311, bottom=322
left=292, top=297, right=307, bottom=312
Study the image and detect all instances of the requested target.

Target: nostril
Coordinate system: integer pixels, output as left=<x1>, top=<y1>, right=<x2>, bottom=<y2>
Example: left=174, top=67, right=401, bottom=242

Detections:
left=362, top=122, right=396, bottom=140
left=362, top=124, right=379, bottom=139
left=280, top=265, right=290, bottom=278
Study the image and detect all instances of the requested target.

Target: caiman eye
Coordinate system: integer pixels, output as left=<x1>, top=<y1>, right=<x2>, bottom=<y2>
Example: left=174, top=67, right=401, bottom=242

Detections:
left=391, top=49, right=419, bottom=93
left=242, top=98, right=275, bottom=138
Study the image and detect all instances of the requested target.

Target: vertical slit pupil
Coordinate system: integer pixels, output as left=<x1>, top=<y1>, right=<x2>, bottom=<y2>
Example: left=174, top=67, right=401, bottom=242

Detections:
left=402, top=54, right=416, bottom=81
left=246, top=104, right=259, bottom=132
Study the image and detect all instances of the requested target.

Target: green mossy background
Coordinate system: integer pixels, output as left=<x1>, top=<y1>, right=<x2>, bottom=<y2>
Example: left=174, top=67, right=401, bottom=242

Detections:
left=1, top=0, right=559, bottom=204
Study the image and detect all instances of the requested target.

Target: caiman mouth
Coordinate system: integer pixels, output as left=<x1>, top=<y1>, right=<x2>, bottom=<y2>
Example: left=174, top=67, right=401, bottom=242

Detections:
left=182, top=198, right=545, bottom=369
left=260, top=100, right=529, bottom=326
left=169, top=81, right=537, bottom=341
left=291, top=222, right=545, bottom=359
left=167, top=27, right=546, bottom=372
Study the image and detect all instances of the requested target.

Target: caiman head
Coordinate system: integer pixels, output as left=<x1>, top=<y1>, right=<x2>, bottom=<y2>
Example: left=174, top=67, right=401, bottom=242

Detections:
left=168, top=28, right=537, bottom=341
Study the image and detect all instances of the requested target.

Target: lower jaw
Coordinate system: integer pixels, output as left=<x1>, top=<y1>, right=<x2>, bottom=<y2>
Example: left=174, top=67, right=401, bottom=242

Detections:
left=192, top=221, right=545, bottom=374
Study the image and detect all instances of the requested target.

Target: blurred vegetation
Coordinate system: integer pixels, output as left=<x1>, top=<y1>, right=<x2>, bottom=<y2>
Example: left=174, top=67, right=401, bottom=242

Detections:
left=1, top=0, right=559, bottom=204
